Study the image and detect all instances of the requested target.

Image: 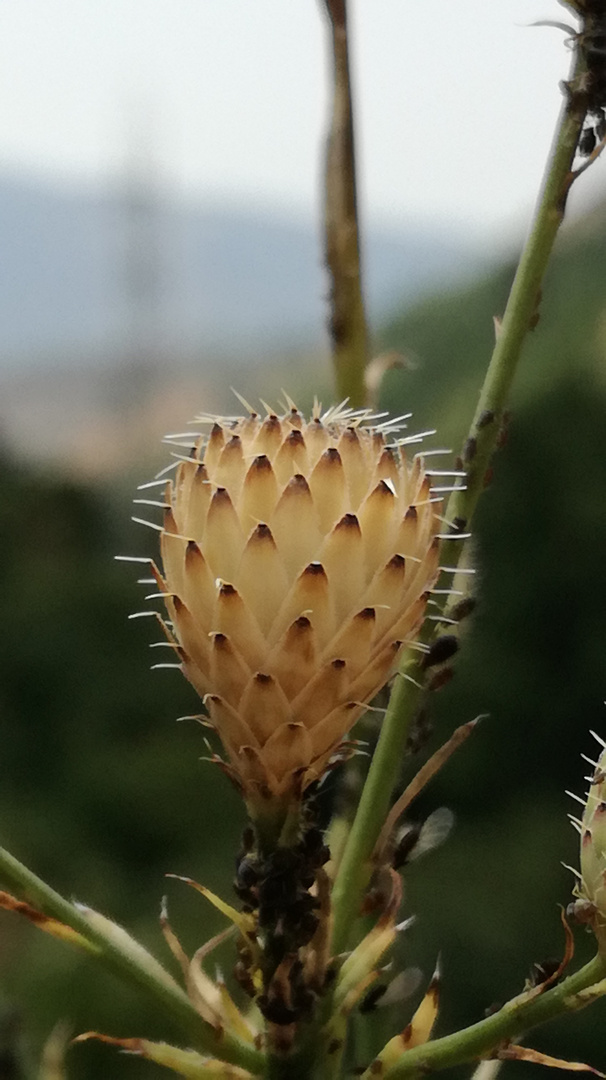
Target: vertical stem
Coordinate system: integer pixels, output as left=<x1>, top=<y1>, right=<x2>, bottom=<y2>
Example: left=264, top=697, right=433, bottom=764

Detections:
left=330, top=653, right=422, bottom=955
left=330, top=52, right=588, bottom=957
left=442, top=54, right=587, bottom=565
left=321, top=0, right=369, bottom=406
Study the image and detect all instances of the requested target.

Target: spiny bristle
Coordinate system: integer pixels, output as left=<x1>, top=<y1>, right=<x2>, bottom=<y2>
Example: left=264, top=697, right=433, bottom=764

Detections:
left=565, top=789, right=588, bottom=807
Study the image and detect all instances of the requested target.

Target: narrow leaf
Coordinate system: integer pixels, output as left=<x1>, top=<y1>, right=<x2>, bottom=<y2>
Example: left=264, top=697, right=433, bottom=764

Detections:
left=368, top=959, right=441, bottom=1071
left=499, top=1044, right=605, bottom=1077
left=0, top=891, right=96, bottom=952
left=166, top=877, right=256, bottom=942
left=74, top=1034, right=255, bottom=1078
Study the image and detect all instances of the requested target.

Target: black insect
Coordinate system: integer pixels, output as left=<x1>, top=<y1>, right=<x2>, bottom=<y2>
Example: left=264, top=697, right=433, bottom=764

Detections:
left=422, top=633, right=459, bottom=670
left=450, top=595, right=476, bottom=622
left=579, top=122, right=598, bottom=155
left=233, top=826, right=259, bottom=903
left=560, top=2, right=606, bottom=154
left=405, top=706, right=433, bottom=755
left=528, top=957, right=561, bottom=988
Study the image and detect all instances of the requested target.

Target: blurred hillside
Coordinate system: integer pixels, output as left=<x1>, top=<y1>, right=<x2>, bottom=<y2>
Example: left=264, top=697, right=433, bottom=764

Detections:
left=1, top=198, right=606, bottom=1077
left=0, top=169, right=479, bottom=475
left=0, top=172, right=478, bottom=364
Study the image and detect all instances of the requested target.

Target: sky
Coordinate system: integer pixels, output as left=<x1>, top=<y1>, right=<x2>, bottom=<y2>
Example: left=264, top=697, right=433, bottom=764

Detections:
left=0, top=1, right=602, bottom=246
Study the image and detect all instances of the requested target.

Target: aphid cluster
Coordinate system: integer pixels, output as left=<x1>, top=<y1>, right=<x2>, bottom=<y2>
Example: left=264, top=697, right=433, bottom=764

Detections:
left=233, top=816, right=330, bottom=1027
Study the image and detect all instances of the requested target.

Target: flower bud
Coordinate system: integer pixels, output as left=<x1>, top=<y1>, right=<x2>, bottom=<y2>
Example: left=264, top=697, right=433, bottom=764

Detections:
left=140, top=403, right=443, bottom=810
left=572, top=734, right=606, bottom=951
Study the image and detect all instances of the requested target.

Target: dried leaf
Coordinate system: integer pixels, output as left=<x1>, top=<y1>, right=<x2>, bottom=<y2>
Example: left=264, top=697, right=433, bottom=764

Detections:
left=74, top=1033, right=255, bottom=1078
left=0, top=891, right=96, bottom=952
left=499, top=1043, right=605, bottom=1077
left=369, top=959, right=441, bottom=1070
left=160, top=902, right=255, bottom=1041
left=160, top=899, right=192, bottom=980
left=375, top=719, right=479, bottom=861
left=166, top=877, right=256, bottom=943
left=401, top=959, right=441, bottom=1049
left=335, top=873, right=402, bottom=1009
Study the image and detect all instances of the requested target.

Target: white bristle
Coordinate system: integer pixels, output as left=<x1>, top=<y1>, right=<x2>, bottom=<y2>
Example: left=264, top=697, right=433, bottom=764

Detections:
left=430, top=484, right=468, bottom=494
left=138, top=478, right=174, bottom=491
left=132, top=516, right=165, bottom=533
left=154, top=460, right=180, bottom=479
left=435, top=532, right=472, bottom=541
left=395, top=915, right=416, bottom=933
left=414, top=449, right=451, bottom=459
left=164, top=432, right=202, bottom=440
left=439, top=566, right=476, bottom=575
left=561, top=862, right=583, bottom=881
left=565, top=789, right=587, bottom=807
left=426, top=470, right=467, bottom=478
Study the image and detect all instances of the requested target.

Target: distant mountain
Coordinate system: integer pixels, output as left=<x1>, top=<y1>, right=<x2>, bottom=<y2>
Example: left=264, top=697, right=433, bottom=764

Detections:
left=0, top=171, right=480, bottom=368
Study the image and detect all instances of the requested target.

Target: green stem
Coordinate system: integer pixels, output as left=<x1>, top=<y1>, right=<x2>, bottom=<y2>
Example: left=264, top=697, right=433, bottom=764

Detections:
left=330, top=652, right=422, bottom=955
left=0, top=845, right=264, bottom=1075
left=373, top=954, right=606, bottom=1079
left=330, top=50, right=588, bottom=957
left=321, top=0, right=369, bottom=407
left=440, top=52, right=586, bottom=573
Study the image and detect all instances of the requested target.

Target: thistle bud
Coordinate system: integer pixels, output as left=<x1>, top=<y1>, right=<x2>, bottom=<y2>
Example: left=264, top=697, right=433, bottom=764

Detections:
left=140, top=402, right=443, bottom=812
left=572, top=734, right=606, bottom=951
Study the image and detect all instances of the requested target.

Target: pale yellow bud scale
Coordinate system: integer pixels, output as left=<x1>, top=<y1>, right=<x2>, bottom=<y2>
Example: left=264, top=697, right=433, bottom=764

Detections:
left=148, top=404, right=443, bottom=805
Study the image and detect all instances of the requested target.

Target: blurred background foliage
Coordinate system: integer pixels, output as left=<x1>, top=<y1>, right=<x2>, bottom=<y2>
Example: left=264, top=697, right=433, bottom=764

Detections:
left=1, top=197, right=606, bottom=1078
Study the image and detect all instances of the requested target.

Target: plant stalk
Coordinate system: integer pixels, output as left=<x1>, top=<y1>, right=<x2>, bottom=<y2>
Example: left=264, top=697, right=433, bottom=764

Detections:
left=330, top=653, right=423, bottom=956
left=330, top=49, right=588, bottom=957
left=371, top=954, right=606, bottom=1079
left=321, top=0, right=369, bottom=407
left=440, top=50, right=587, bottom=577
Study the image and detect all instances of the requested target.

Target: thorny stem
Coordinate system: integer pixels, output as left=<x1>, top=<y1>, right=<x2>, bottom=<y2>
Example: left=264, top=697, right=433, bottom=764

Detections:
left=321, top=0, right=369, bottom=408
left=330, top=654, right=423, bottom=956
left=367, top=954, right=606, bottom=1079
left=0, top=845, right=264, bottom=1076
left=330, top=49, right=588, bottom=958
left=440, top=51, right=587, bottom=577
